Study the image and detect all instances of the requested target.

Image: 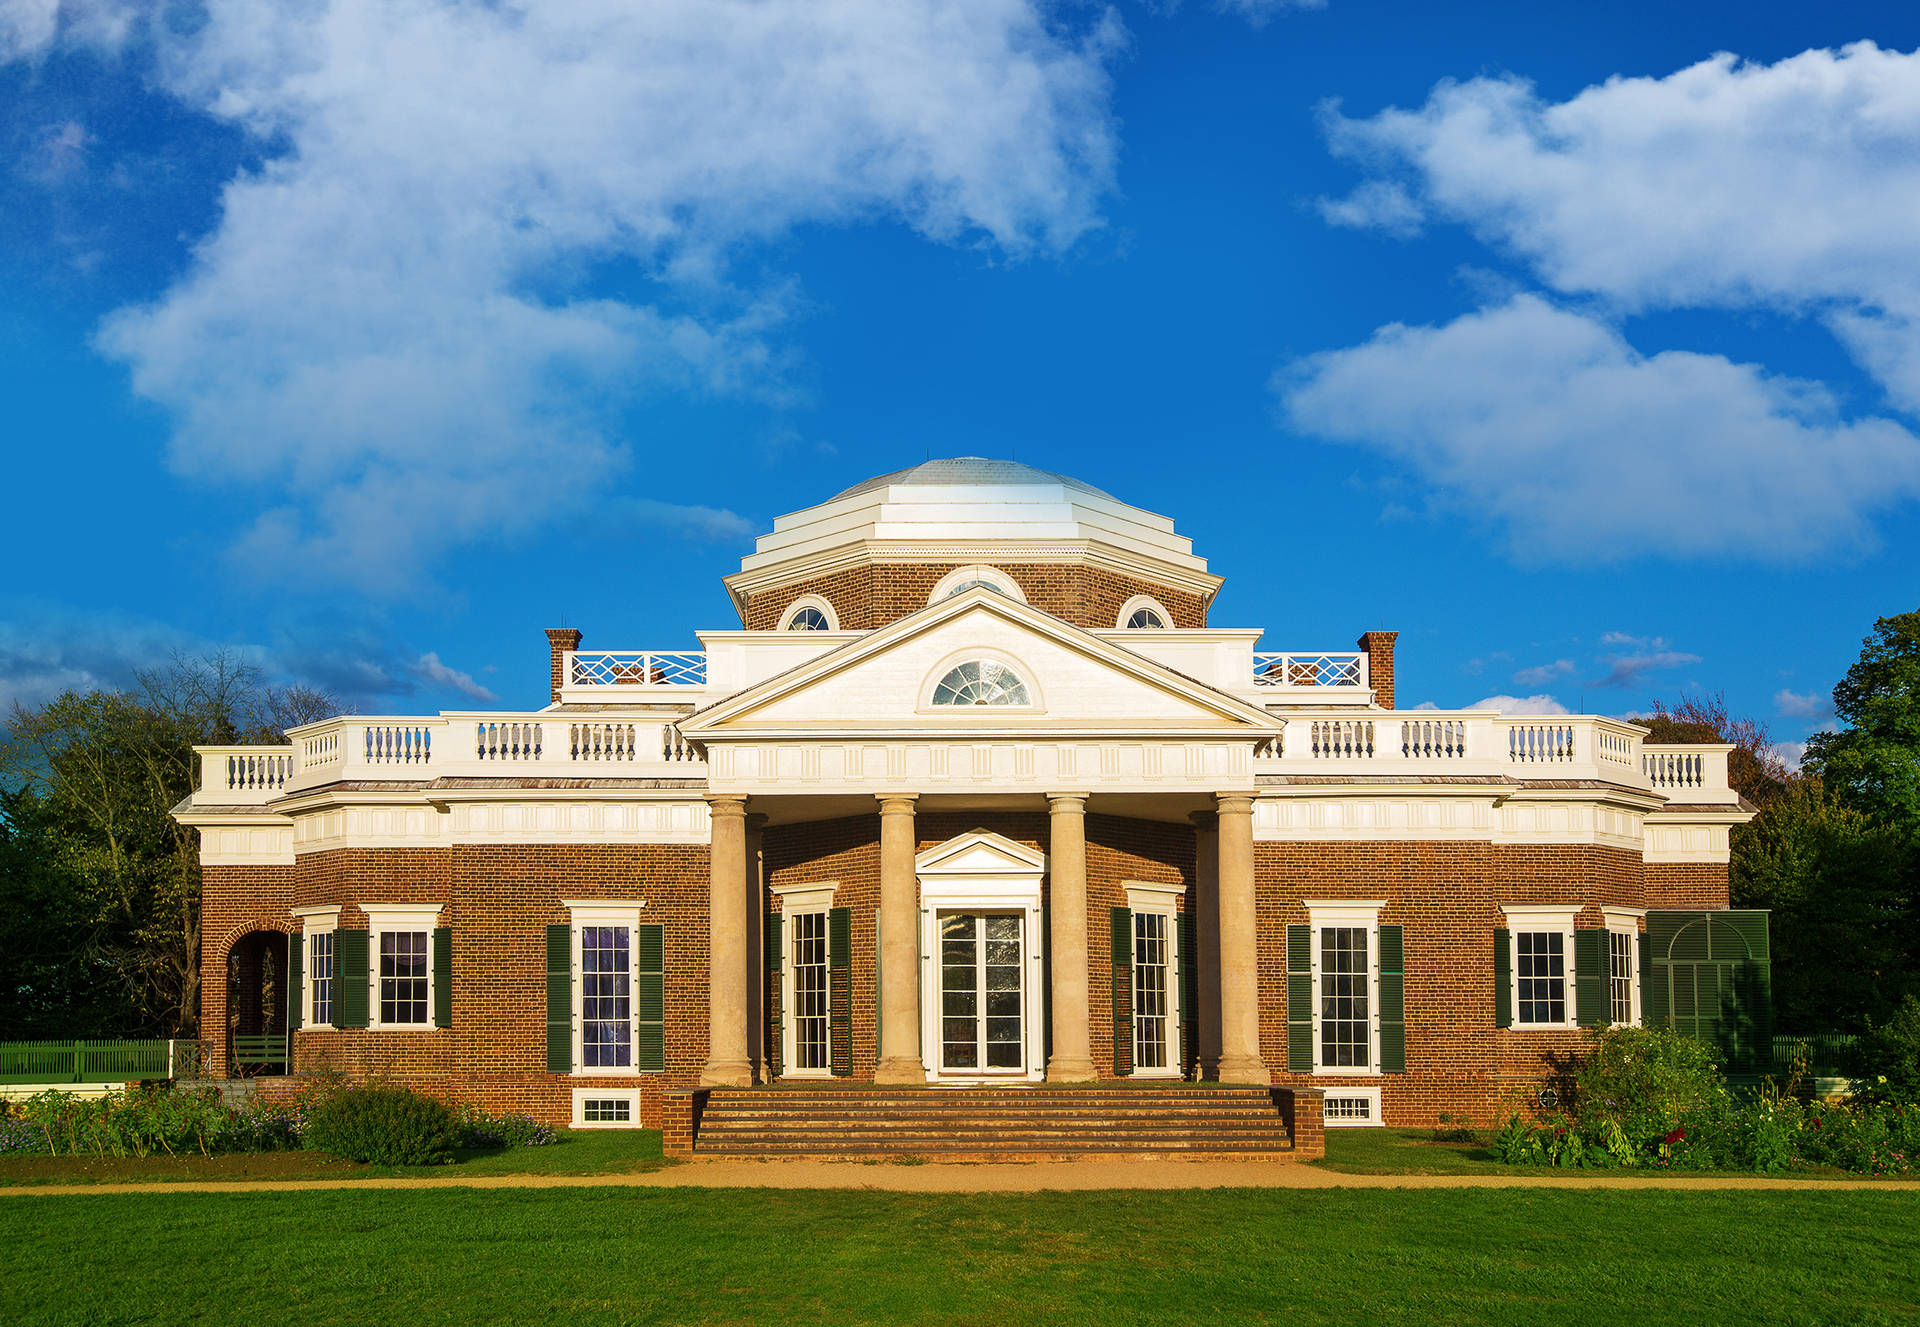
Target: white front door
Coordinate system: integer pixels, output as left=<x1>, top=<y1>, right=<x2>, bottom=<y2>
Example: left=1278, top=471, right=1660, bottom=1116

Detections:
left=938, top=912, right=1026, bottom=1075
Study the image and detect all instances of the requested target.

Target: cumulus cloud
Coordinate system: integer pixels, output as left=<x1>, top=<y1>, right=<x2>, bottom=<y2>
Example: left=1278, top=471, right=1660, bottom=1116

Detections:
left=1774, top=688, right=1833, bottom=720
left=1769, top=740, right=1809, bottom=772
left=1279, top=295, right=1920, bottom=561
left=1319, top=42, right=1920, bottom=412
left=1468, top=693, right=1570, bottom=715
left=1215, top=0, right=1328, bottom=28
left=8, top=1, right=1123, bottom=589
left=1316, top=179, right=1423, bottom=237
left=1513, top=658, right=1574, bottom=687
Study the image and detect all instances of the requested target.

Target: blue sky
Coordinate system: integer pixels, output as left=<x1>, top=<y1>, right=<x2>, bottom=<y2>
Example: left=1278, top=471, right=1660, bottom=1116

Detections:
left=4, top=1, right=1919, bottom=763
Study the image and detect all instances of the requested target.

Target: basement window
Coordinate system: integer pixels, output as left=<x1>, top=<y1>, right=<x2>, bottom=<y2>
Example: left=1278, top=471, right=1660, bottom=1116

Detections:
left=572, top=1088, right=642, bottom=1129
left=1322, top=1088, right=1382, bottom=1128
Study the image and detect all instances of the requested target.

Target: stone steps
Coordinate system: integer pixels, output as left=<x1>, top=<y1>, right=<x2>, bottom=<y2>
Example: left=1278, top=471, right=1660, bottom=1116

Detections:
left=691, top=1084, right=1297, bottom=1161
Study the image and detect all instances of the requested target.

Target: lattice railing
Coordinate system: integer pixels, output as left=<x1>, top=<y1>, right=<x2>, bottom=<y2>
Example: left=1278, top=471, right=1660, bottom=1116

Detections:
left=1252, top=652, right=1366, bottom=688
left=569, top=651, right=708, bottom=687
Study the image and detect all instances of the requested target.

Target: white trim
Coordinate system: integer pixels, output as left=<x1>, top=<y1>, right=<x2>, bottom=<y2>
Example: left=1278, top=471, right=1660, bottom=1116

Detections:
left=770, top=883, right=840, bottom=1080
left=928, top=564, right=1027, bottom=605
left=1124, top=881, right=1188, bottom=912
left=915, top=831, right=1047, bottom=1084
left=1306, top=901, right=1386, bottom=1077
left=1116, top=594, right=1172, bottom=630
left=570, top=1087, right=643, bottom=1129
left=1601, top=907, right=1647, bottom=926
left=1322, top=1086, right=1384, bottom=1128
left=1502, top=907, right=1578, bottom=1031
left=780, top=595, right=840, bottom=632
left=362, top=905, right=442, bottom=1031
left=293, top=908, right=341, bottom=1030
left=563, top=903, right=645, bottom=1078
left=770, top=881, right=839, bottom=913
left=1604, top=913, right=1643, bottom=1028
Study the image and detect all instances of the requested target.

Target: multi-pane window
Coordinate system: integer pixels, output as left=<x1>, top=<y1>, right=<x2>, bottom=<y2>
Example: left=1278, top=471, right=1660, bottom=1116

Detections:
left=581, top=925, right=633, bottom=1069
left=1516, top=931, right=1568, bottom=1026
left=785, top=606, right=829, bottom=631
left=378, top=930, right=429, bottom=1025
left=309, top=931, right=334, bottom=1027
left=1609, top=930, right=1637, bottom=1026
left=582, top=1097, right=630, bottom=1124
left=791, top=911, right=830, bottom=1072
left=1133, top=912, right=1171, bottom=1071
left=1319, top=926, right=1371, bottom=1069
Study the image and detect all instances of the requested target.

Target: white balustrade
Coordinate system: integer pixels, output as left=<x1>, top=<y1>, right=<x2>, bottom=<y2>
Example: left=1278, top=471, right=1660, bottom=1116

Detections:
left=363, top=723, right=434, bottom=765
left=1252, top=652, right=1367, bottom=689
left=1644, top=748, right=1704, bottom=790
left=569, top=651, right=708, bottom=687
left=571, top=722, right=638, bottom=761
left=476, top=722, right=543, bottom=761
left=1597, top=729, right=1634, bottom=768
left=1401, top=718, right=1466, bottom=759
left=1507, top=722, right=1575, bottom=764
left=1311, top=719, right=1375, bottom=758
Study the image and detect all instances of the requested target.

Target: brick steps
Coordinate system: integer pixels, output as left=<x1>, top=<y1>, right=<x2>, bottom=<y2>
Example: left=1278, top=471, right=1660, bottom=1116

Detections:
left=691, top=1084, right=1296, bottom=1162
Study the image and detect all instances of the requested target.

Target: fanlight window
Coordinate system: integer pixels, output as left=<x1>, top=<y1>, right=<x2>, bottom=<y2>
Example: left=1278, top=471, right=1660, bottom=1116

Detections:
left=1125, top=607, right=1168, bottom=629
left=786, top=606, right=830, bottom=631
left=931, top=661, right=1031, bottom=707
left=945, top=579, right=1005, bottom=599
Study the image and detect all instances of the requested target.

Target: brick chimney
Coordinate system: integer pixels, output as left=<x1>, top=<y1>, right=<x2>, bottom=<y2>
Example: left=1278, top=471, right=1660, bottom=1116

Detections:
left=1358, top=631, right=1398, bottom=709
left=545, top=628, right=582, bottom=704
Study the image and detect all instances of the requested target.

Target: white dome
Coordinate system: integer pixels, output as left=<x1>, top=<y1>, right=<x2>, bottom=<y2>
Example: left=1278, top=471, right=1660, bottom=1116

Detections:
left=830, top=457, right=1116, bottom=503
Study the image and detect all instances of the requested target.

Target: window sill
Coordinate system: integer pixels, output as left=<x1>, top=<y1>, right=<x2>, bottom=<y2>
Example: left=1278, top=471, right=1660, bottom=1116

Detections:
left=1508, top=1023, right=1579, bottom=1033
left=570, top=1067, right=644, bottom=1078
left=1312, top=1067, right=1382, bottom=1078
left=366, top=1023, right=441, bottom=1032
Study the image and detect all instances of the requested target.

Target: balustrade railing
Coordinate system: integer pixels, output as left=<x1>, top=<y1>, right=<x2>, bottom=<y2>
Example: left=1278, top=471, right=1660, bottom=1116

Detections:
left=569, top=651, right=708, bottom=687
left=1311, top=719, right=1374, bottom=758
left=1507, top=722, right=1576, bottom=764
left=1252, top=652, right=1367, bottom=689
left=1644, top=747, right=1706, bottom=790
left=1401, top=718, right=1466, bottom=759
left=223, top=750, right=292, bottom=793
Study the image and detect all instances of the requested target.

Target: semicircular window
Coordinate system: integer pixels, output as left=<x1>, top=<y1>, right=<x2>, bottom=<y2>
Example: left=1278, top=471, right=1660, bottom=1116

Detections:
left=785, top=606, right=830, bottom=631
left=1125, top=607, right=1168, bottom=629
left=931, top=660, right=1031, bottom=707
left=944, top=578, right=1005, bottom=599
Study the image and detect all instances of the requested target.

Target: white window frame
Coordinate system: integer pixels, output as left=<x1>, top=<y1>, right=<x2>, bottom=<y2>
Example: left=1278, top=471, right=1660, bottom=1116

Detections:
left=771, top=883, right=837, bottom=1080
left=361, top=905, right=442, bottom=1031
left=570, top=1087, right=642, bottom=1129
left=1116, top=594, right=1172, bottom=629
left=1504, top=906, right=1578, bottom=1031
left=1603, top=907, right=1644, bottom=1028
left=1305, top=900, right=1386, bottom=1077
left=291, top=906, right=341, bottom=1030
left=780, top=595, right=839, bottom=632
left=1321, top=1086, right=1384, bottom=1128
left=917, top=648, right=1044, bottom=714
left=928, top=564, right=1026, bottom=605
left=562, top=899, right=648, bottom=1078
left=1125, top=883, right=1185, bottom=1079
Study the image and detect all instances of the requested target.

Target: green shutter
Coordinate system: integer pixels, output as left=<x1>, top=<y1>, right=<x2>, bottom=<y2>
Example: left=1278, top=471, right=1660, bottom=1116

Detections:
left=1178, top=909, right=1198, bottom=1079
left=1493, top=927, right=1512, bottom=1029
left=545, top=924, right=572, bottom=1073
left=1638, top=932, right=1657, bottom=1027
left=1644, top=911, right=1772, bottom=1074
left=433, top=926, right=453, bottom=1028
left=1574, top=928, right=1608, bottom=1028
left=637, top=924, right=665, bottom=1073
left=288, top=933, right=303, bottom=1032
left=1377, top=924, right=1405, bottom=1073
left=1110, top=908, right=1133, bottom=1076
left=829, top=907, right=852, bottom=1077
left=334, top=929, right=369, bottom=1029
left=764, top=911, right=784, bottom=1081
left=1286, top=923, right=1313, bottom=1072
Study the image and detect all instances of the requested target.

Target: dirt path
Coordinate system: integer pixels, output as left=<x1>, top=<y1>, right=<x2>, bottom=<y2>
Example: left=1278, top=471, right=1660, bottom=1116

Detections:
left=4, top=1159, right=1918, bottom=1197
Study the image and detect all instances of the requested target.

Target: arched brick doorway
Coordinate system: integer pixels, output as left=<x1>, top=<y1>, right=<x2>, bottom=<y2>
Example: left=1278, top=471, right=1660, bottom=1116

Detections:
left=226, top=930, right=290, bottom=1076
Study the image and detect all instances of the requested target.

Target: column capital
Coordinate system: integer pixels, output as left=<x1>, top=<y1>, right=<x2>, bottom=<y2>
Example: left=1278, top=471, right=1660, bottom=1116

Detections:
left=1214, top=792, right=1257, bottom=816
left=745, top=812, right=770, bottom=833
left=1188, top=809, right=1219, bottom=832
left=706, top=793, right=750, bottom=818
left=876, top=793, right=918, bottom=815
left=1046, top=791, right=1091, bottom=813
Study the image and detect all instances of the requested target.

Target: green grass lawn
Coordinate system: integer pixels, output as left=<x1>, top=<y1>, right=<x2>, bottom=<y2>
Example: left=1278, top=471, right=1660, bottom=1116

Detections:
left=3, top=1187, right=1916, bottom=1325
left=0, top=1128, right=670, bottom=1186
left=1314, top=1128, right=1892, bottom=1180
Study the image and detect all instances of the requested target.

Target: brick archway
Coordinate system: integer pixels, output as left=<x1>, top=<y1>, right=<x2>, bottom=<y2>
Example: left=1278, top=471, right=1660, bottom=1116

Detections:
left=216, top=919, right=295, bottom=1078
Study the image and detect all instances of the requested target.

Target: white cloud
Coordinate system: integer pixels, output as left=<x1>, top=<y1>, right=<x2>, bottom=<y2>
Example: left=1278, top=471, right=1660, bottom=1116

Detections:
left=1468, top=693, right=1570, bottom=715
left=1319, top=42, right=1920, bottom=411
left=411, top=652, right=498, bottom=706
left=1279, top=295, right=1920, bottom=560
left=1769, top=739, right=1809, bottom=772
left=1512, top=658, right=1574, bottom=687
left=1316, top=179, right=1423, bottom=238
left=1214, top=0, right=1328, bottom=29
left=1774, top=687, right=1833, bottom=720
left=1591, top=649, right=1701, bottom=690
left=13, top=1, right=1124, bottom=589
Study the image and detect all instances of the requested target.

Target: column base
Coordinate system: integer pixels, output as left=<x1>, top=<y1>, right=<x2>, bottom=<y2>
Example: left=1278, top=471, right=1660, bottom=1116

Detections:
left=1214, top=1055, right=1269, bottom=1085
left=699, top=1059, right=754, bottom=1088
left=873, top=1057, right=926, bottom=1086
left=1045, top=1057, right=1096, bottom=1083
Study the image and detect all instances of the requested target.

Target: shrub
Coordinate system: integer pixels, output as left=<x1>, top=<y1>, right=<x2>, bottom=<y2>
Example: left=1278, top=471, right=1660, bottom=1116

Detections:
left=1853, top=994, right=1920, bottom=1105
left=302, top=1087, right=462, bottom=1166
left=2, top=1086, right=299, bottom=1158
left=1570, top=1025, right=1727, bottom=1138
left=456, top=1105, right=558, bottom=1149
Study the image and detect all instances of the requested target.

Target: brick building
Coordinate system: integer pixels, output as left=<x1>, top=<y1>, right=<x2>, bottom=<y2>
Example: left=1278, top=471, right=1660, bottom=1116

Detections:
left=178, top=458, right=1764, bottom=1149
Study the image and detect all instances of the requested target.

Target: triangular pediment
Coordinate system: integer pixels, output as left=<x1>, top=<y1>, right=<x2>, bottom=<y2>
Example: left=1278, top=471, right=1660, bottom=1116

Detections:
left=679, top=586, right=1280, bottom=739
left=916, top=830, right=1047, bottom=877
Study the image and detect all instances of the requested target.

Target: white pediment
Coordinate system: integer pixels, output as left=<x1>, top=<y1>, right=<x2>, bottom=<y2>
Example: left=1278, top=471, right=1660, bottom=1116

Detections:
left=916, top=830, right=1048, bottom=878
left=680, top=587, right=1280, bottom=739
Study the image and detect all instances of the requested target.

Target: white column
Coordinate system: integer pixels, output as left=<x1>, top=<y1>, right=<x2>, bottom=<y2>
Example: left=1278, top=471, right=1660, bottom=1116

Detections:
left=874, top=795, right=923, bottom=1084
left=701, top=795, right=753, bottom=1086
left=1045, top=792, right=1095, bottom=1082
left=1214, top=792, right=1267, bottom=1083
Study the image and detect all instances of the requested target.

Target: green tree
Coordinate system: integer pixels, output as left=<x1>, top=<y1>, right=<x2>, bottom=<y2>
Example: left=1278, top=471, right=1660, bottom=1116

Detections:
left=1805, top=610, right=1920, bottom=828
left=1636, top=691, right=1791, bottom=809
left=0, top=655, right=337, bottom=1039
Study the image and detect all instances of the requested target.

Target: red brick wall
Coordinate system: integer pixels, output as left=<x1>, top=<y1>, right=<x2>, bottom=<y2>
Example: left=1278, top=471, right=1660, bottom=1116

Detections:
left=743, top=564, right=1209, bottom=631
left=1646, top=861, right=1732, bottom=909
left=1259, top=841, right=1664, bottom=1128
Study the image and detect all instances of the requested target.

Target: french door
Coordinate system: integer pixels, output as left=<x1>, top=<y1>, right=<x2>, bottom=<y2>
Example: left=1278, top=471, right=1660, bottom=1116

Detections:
left=938, top=912, right=1025, bottom=1074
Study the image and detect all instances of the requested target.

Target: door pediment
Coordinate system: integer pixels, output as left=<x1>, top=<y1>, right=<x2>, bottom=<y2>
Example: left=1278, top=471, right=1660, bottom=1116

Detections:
left=916, top=830, right=1047, bottom=882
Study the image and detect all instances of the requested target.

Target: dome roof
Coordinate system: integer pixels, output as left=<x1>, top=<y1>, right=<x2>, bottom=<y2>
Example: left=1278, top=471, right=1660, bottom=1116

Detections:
left=830, top=457, right=1116, bottom=503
